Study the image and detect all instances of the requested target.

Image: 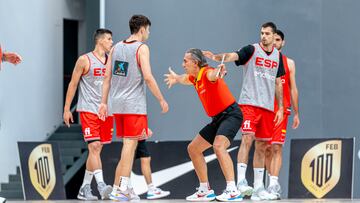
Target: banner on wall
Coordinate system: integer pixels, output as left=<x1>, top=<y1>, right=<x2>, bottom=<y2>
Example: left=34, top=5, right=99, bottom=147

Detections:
left=18, top=142, right=66, bottom=200
left=288, top=138, right=354, bottom=199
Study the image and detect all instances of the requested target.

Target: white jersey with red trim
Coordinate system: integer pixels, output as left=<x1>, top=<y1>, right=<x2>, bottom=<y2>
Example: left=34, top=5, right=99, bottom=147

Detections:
left=77, top=52, right=107, bottom=114
left=110, top=40, right=146, bottom=115
left=239, top=43, right=280, bottom=111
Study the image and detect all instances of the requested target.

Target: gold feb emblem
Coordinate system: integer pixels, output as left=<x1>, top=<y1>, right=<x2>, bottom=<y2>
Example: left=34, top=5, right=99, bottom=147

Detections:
left=28, top=144, right=56, bottom=199
left=301, top=140, right=341, bottom=198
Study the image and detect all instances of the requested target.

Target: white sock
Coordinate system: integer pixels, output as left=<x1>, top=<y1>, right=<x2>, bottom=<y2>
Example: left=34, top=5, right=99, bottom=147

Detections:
left=93, top=169, right=104, bottom=184
left=112, top=184, right=120, bottom=193
left=253, top=168, right=265, bottom=190
left=237, top=163, right=247, bottom=183
left=148, top=183, right=156, bottom=191
left=269, top=176, right=279, bottom=187
left=199, top=182, right=210, bottom=191
left=127, top=178, right=133, bottom=189
left=81, top=170, right=93, bottom=188
left=119, top=176, right=129, bottom=191
left=226, top=181, right=237, bottom=191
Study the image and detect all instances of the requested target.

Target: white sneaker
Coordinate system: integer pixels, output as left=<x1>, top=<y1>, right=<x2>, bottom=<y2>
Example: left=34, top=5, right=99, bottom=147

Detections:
left=127, top=187, right=140, bottom=202
left=109, top=189, right=130, bottom=201
left=216, top=189, right=243, bottom=202
left=237, top=179, right=253, bottom=196
left=77, top=184, right=98, bottom=201
left=267, top=183, right=281, bottom=200
left=147, top=187, right=170, bottom=199
left=186, top=188, right=216, bottom=201
left=251, top=186, right=277, bottom=201
left=0, top=197, right=6, bottom=203
left=97, top=182, right=112, bottom=200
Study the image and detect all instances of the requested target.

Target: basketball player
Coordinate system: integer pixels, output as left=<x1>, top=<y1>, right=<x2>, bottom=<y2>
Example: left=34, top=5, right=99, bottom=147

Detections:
left=165, top=49, right=243, bottom=202
left=265, top=29, right=300, bottom=199
left=203, top=22, right=285, bottom=200
left=98, top=15, right=169, bottom=201
left=63, top=29, right=113, bottom=200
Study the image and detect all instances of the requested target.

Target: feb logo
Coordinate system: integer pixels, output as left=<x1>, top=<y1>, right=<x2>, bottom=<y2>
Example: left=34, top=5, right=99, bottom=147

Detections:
left=301, top=140, right=341, bottom=198
left=28, top=144, right=56, bottom=200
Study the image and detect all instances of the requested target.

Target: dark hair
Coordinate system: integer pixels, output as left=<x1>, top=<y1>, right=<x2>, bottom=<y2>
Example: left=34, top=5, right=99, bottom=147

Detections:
left=129, top=15, right=152, bottom=34
left=186, top=48, right=208, bottom=67
left=94, top=29, right=112, bottom=44
left=261, top=22, right=277, bottom=33
left=275, top=29, right=285, bottom=40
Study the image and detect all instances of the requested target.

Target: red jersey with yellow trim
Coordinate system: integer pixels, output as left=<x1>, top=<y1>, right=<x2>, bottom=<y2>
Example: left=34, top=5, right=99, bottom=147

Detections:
left=274, top=54, right=291, bottom=114
left=189, top=66, right=236, bottom=117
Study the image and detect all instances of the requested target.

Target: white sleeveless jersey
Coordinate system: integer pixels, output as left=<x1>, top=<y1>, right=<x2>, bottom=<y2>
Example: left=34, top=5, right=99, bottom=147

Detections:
left=110, top=40, right=147, bottom=115
left=239, top=43, right=280, bottom=111
left=77, top=52, right=107, bottom=114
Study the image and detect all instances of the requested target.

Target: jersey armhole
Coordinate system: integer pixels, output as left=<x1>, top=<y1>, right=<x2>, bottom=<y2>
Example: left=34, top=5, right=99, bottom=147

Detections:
left=243, top=46, right=255, bottom=66
left=82, top=55, right=91, bottom=76
left=136, top=44, right=144, bottom=70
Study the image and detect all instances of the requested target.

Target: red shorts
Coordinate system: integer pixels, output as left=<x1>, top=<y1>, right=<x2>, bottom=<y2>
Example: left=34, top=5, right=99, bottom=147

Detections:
left=239, top=105, right=275, bottom=141
left=270, top=114, right=289, bottom=145
left=79, top=112, right=114, bottom=144
left=114, top=114, right=149, bottom=140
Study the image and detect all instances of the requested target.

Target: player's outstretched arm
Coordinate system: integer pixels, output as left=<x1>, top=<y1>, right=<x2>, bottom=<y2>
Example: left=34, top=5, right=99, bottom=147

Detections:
left=164, top=67, right=191, bottom=88
left=203, top=51, right=239, bottom=62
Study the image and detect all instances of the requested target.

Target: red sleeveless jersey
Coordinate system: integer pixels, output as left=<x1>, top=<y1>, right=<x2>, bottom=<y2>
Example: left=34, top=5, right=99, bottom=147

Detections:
left=274, top=54, right=291, bottom=114
left=189, top=66, right=236, bottom=117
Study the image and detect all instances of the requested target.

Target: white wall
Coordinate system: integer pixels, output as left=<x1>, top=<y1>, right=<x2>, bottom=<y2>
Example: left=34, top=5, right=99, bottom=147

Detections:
left=0, top=0, right=85, bottom=183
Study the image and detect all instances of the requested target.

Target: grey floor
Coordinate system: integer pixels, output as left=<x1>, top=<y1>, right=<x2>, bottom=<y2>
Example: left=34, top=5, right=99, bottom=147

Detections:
left=5, top=199, right=360, bottom=203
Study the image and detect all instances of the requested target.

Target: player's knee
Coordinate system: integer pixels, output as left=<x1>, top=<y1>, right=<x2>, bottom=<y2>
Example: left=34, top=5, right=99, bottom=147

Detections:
left=187, top=142, right=198, bottom=155
left=213, top=142, right=226, bottom=155
left=88, top=141, right=102, bottom=153
left=241, top=134, right=253, bottom=149
left=141, top=156, right=151, bottom=164
left=272, top=144, right=283, bottom=155
left=255, top=142, right=267, bottom=154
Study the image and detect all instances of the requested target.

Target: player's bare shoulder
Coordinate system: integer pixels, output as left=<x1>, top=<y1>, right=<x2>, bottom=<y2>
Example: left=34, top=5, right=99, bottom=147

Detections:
left=286, top=57, right=295, bottom=69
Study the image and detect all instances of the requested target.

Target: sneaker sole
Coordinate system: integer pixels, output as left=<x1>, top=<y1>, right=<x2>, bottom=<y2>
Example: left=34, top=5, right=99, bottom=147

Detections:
left=216, top=196, right=243, bottom=202
left=109, top=194, right=129, bottom=201
left=186, top=197, right=216, bottom=202
left=147, top=192, right=171, bottom=200
left=77, top=194, right=98, bottom=201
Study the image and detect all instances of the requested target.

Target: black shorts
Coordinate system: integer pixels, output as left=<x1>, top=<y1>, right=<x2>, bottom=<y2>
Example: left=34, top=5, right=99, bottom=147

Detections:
left=135, top=140, right=151, bottom=159
left=199, top=103, right=243, bottom=144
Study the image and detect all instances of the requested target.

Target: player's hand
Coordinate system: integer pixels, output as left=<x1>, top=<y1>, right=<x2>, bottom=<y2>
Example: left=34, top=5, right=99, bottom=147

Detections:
left=202, top=50, right=216, bottom=61
left=98, top=103, right=108, bottom=121
left=164, top=67, right=178, bottom=89
left=4, top=52, right=22, bottom=65
left=274, top=108, right=284, bottom=126
left=292, top=113, right=300, bottom=129
left=148, top=128, right=153, bottom=136
left=63, top=111, right=74, bottom=127
left=159, top=99, right=169, bottom=113
left=216, top=63, right=227, bottom=78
